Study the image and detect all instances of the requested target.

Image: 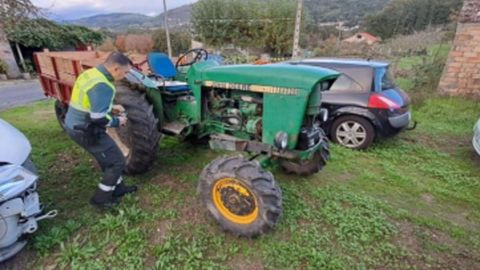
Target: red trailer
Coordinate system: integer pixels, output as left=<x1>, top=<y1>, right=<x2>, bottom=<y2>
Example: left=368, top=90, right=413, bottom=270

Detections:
left=33, top=51, right=149, bottom=103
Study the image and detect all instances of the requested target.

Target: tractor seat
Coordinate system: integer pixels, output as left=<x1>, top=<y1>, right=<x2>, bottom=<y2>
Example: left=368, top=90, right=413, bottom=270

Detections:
left=147, top=52, right=190, bottom=92
left=160, top=81, right=190, bottom=92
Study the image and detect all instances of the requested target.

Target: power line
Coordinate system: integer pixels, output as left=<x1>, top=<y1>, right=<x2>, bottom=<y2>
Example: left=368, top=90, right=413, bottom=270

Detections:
left=194, top=18, right=295, bottom=23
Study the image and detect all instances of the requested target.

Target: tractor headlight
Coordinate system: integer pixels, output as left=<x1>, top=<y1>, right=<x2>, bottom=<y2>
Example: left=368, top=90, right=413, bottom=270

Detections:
left=320, top=108, right=329, bottom=123
left=274, top=131, right=289, bottom=150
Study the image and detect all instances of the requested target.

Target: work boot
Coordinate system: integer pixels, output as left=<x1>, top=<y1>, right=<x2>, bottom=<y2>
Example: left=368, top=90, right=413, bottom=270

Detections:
left=113, top=182, right=138, bottom=198
left=90, top=188, right=119, bottom=209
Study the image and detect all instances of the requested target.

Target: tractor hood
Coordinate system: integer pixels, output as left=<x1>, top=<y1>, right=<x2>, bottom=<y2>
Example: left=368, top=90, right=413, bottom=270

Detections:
left=0, top=119, right=31, bottom=165
left=189, top=61, right=339, bottom=96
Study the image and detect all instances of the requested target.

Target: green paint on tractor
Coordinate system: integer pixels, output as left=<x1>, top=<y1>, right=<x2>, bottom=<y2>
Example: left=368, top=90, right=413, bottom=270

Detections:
left=182, top=60, right=339, bottom=148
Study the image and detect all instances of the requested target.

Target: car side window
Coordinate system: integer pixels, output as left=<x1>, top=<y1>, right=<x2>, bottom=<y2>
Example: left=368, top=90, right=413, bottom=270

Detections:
left=381, top=69, right=396, bottom=90
left=329, top=74, right=363, bottom=92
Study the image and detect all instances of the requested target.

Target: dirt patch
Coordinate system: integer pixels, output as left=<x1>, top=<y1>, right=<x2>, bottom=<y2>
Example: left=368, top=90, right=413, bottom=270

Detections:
left=402, top=132, right=470, bottom=157
left=140, top=172, right=208, bottom=238
left=393, top=220, right=480, bottom=269
left=421, top=193, right=434, bottom=204
left=227, top=254, right=265, bottom=270
left=55, top=152, right=82, bottom=174
left=0, top=248, right=38, bottom=270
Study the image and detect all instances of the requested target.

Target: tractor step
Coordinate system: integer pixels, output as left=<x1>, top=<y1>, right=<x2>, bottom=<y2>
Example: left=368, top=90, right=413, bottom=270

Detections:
left=162, top=121, right=187, bottom=135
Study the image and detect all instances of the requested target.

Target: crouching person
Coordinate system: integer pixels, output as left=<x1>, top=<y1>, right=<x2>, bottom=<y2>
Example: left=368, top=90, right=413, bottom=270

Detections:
left=64, top=52, right=137, bottom=209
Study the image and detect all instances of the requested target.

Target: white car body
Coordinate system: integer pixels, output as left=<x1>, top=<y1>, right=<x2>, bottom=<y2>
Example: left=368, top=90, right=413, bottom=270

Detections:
left=0, top=119, right=31, bottom=165
left=474, top=119, right=480, bottom=156
left=0, top=118, right=57, bottom=262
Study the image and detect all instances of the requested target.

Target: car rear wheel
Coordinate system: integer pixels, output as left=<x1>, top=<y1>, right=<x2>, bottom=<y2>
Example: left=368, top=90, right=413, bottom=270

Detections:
left=331, top=115, right=374, bottom=150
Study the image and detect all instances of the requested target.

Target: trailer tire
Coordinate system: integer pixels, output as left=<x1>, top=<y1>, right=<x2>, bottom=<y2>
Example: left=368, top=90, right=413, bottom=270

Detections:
left=54, top=100, right=68, bottom=131
left=111, top=83, right=161, bottom=174
left=198, top=155, right=283, bottom=237
left=280, top=139, right=330, bottom=176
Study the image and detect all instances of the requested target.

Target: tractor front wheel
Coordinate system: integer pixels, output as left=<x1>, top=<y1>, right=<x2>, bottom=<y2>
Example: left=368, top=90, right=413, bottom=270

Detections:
left=280, top=138, right=330, bottom=176
left=198, top=155, right=283, bottom=237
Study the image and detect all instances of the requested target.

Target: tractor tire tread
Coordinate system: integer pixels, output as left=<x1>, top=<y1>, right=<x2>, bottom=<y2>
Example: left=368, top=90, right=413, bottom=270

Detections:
left=198, top=155, right=282, bottom=237
left=115, top=83, right=161, bottom=174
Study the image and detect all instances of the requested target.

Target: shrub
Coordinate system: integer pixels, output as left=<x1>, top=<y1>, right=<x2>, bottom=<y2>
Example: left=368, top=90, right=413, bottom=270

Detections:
left=21, top=59, right=35, bottom=74
left=0, top=59, right=8, bottom=74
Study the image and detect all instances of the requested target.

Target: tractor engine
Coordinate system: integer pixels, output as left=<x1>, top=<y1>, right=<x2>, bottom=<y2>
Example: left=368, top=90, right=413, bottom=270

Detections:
left=205, top=89, right=263, bottom=141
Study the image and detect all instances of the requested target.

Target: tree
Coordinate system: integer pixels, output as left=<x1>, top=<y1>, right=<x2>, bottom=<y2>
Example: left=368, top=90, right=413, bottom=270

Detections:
left=259, top=0, right=297, bottom=55
left=5, top=19, right=104, bottom=50
left=115, top=34, right=154, bottom=53
left=191, top=0, right=298, bottom=55
left=0, top=0, right=39, bottom=77
left=152, top=29, right=190, bottom=56
left=363, top=0, right=463, bottom=39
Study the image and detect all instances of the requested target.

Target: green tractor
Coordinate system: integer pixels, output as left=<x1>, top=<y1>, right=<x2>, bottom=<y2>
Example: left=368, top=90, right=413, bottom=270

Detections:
left=44, top=49, right=339, bottom=236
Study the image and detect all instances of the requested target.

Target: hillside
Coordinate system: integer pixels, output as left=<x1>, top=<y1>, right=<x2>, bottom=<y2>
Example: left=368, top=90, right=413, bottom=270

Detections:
left=68, top=4, right=192, bottom=31
left=69, top=13, right=153, bottom=30
left=68, top=0, right=391, bottom=31
left=150, top=4, right=192, bottom=27
left=305, top=0, right=391, bottom=25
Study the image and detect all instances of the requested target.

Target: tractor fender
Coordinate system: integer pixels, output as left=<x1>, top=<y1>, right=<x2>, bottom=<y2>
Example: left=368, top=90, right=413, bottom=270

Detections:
left=0, top=119, right=31, bottom=165
left=330, top=106, right=381, bottom=128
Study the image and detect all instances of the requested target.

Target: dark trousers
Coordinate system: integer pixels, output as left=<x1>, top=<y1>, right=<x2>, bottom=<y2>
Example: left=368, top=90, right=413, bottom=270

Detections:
left=66, top=127, right=125, bottom=190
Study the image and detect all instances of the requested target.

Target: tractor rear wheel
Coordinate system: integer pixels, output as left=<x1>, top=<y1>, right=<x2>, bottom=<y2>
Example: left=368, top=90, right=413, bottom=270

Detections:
left=111, top=83, right=161, bottom=174
left=280, top=139, right=330, bottom=176
left=198, top=155, right=283, bottom=237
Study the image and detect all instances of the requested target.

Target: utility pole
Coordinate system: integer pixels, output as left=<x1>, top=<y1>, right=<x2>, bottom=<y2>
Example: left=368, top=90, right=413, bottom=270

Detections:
left=291, top=0, right=303, bottom=59
left=163, top=0, right=172, bottom=58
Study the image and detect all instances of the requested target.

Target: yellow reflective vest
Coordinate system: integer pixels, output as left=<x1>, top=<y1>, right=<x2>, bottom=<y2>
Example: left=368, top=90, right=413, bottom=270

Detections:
left=69, top=67, right=116, bottom=113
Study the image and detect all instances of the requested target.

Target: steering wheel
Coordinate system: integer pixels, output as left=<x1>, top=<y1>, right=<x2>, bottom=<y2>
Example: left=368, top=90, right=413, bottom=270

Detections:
left=175, top=48, right=208, bottom=70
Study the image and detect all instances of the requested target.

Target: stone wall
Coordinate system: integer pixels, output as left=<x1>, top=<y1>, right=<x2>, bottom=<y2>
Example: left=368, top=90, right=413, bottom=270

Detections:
left=438, top=23, right=480, bottom=98
left=0, top=28, right=20, bottom=78
left=438, top=0, right=480, bottom=98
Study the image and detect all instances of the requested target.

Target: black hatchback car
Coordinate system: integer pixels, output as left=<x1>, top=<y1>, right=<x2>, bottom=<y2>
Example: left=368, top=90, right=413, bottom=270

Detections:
left=289, top=58, right=412, bottom=149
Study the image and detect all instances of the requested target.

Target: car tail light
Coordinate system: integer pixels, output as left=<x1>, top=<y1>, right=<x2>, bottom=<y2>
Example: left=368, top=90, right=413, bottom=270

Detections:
left=368, top=94, right=400, bottom=110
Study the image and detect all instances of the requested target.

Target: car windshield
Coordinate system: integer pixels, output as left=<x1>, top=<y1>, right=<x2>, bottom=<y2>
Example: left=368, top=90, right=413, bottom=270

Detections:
left=380, top=68, right=396, bottom=90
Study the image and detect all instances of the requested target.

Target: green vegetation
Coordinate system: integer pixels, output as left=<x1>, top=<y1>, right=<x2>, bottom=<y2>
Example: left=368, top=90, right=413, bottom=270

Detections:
left=364, top=0, right=462, bottom=39
left=152, top=29, right=191, bottom=56
left=6, top=18, right=104, bottom=49
left=192, top=0, right=298, bottom=55
left=2, top=88, right=480, bottom=269
left=190, top=0, right=392, bottom=54
left=68, top=0, right=392, bottom=34
left=305, top=0, right=390, bottom=26
left=0, top=59, right=8, bottom=74
left=397, top=44, right=451, bottom=71
left=394, top=43, right=451, bottom=104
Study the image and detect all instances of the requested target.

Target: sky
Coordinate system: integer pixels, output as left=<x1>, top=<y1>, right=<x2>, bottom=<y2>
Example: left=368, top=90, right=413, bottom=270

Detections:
left=31, top=0, right=198, bottom=20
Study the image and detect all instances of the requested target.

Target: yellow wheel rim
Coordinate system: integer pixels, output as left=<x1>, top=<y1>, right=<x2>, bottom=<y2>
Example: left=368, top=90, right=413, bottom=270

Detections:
left=212, top=178, right=259, bottom=224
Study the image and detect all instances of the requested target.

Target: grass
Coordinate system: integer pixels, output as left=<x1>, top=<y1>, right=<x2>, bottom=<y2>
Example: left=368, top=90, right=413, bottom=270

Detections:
left=395, top=43, right=452, bottom=92
left=397, top=44, right=452, bottom=71
left=1, top=95, right=480, bottom=269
